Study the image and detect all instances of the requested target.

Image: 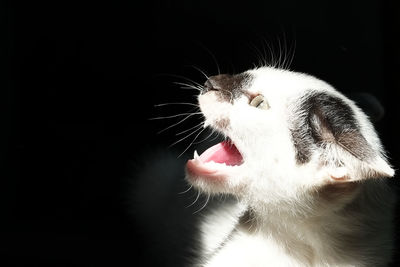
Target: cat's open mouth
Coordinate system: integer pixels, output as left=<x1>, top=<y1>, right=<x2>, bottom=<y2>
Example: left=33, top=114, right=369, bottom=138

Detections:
left=186, top=140, right=243, bottom=178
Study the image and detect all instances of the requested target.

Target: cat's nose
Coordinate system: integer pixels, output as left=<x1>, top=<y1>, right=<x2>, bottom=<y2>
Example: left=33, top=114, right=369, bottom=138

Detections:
left=203, top=74, right=233, bottom=93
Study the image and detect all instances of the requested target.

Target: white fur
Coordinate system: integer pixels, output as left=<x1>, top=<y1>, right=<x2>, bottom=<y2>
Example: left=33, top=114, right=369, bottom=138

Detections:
left=186, top=67, right=395, bottom=267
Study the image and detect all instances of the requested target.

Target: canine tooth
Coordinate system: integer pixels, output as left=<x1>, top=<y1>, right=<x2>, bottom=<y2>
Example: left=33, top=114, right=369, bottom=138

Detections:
left=194, top=150, right=200, bottom=160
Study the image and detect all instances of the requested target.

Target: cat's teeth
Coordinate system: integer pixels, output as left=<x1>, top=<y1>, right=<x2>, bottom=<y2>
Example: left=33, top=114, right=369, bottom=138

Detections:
left=194, top=150, right=200, bottom=161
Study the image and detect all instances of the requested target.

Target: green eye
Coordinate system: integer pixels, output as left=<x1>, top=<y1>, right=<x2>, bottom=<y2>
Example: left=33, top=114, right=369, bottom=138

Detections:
left=250, top=94, right=270, bottom=110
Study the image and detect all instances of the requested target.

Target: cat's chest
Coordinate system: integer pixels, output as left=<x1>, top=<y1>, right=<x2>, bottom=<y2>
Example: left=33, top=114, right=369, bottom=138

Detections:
left=203, top=230, right=306, bottom=267
left=201, top=227, right=365, bottom=267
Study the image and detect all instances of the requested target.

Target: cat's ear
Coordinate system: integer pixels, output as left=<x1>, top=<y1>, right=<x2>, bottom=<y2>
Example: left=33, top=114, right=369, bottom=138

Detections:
left=308, top=93, right=395, bottom=182
left=347, top=92, right=385, bottom=123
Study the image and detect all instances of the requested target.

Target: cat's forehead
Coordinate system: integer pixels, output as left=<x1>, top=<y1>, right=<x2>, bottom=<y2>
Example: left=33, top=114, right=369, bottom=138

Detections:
left=246, top=67, right=331, bottom=96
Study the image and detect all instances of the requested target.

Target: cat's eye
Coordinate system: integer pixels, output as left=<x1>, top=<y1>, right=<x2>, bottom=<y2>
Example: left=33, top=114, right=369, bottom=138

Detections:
left=250, top=94, right=270, bottom=110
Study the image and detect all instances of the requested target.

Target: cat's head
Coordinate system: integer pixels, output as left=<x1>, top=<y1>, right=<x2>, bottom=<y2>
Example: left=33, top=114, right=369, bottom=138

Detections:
left=185, top=67, right=394, bottom=210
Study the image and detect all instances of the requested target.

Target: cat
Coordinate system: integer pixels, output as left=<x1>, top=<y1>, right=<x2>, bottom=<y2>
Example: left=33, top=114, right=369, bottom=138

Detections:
left=185, top=67, right=396, bottom=266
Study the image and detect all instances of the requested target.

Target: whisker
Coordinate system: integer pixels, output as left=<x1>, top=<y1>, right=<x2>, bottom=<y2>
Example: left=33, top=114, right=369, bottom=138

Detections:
left=208, top=132, right=221, bottom=142
left=179, top=87, right=202, bottom=91
left=259, top=39, right=269, bottom=67
left=262, top=37, right=276, bottom=68
left=192, top=128, right=216, bottom=144
left=154, top=102, right=199, bottom=108
left=195, top=42, right=221, bottom=75
left=158, top=73, right=204, bottom=88
left=176, top=122, right=204, bottom=136
left=286, top=37, right=297, bottom=70
left=248, top=42, right=266, bottom=68
left=173, top=81, right=200, bottom=88
left=169, top=126, right=204, bottom=148
left=178, top=184, right=193, bottom=195
left=191, top=65, right=209, bottom=80
left=277, top=36, right=283, bottom=69
left=178, top=127, right=207, bottom=157
left=157, top=113, right=200, bottom=134
left=173, top=82, right=203, bottom=92
left=178, top=87, right=201, bottom=91
left=193, top=193, right=210, bottom=214
left=149, top=112, right=202, bottom=120
left=281, top=32, right=289, bottom=69
left=186, top=190, right=201, bottom=208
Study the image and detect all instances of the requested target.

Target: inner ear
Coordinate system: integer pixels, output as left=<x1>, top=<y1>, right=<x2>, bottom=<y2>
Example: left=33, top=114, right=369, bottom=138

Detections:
left=308, top=92, right=376, bottom=162
left=310, top=109, right=375, bottom=162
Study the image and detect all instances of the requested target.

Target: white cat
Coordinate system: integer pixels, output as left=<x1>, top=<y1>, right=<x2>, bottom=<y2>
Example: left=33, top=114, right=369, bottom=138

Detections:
left=185, top=67, right=395, bottom=266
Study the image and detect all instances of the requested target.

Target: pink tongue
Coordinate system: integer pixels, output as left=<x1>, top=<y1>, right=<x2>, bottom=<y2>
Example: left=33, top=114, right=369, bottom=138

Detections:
left=199, top=141, right=243, bottom=166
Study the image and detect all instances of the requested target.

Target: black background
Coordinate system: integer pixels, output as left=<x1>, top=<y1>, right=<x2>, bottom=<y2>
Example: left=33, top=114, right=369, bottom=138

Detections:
left=2, top=0, right=400, bottom=266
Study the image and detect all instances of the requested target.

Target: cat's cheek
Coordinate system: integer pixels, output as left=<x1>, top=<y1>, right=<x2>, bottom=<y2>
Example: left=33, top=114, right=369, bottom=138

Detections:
left=198, top=92, right=232, bottom=123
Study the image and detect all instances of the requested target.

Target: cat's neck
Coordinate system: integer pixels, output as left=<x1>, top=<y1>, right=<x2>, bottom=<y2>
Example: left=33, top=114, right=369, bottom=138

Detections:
left=238, top=180, right=392, bottom=248
left=238, top=204, right=323, bottom=236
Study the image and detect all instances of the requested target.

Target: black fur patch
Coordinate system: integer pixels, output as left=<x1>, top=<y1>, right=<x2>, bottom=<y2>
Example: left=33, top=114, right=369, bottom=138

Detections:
left=291, top=91, right=374, bottom=164
left=203, top=73, right=252, bottom=102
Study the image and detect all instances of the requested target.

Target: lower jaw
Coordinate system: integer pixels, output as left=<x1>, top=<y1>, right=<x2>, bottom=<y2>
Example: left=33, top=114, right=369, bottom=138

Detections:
left=186, top=153, right=244, bottom=175
left=186, top=160, right=230, bottom=183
